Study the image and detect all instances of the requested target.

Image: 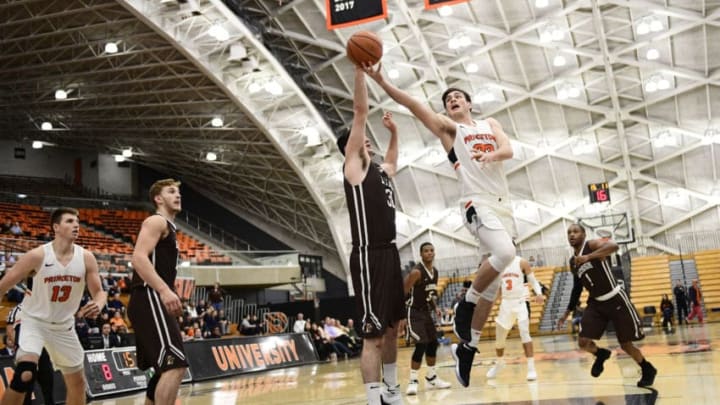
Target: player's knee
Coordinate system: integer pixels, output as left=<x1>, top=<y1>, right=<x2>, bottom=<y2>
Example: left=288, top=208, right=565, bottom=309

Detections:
left=479, top=276, right=502, bottom=302
left=488, top=242, right=515, bottom=272
left=10, top=362, right=37, bottom=393
left=411, top=343, right=426, bottom=363
left=519, top=321, right=532, bottom=343
left=578, top=337, right=592, bottom=350
left=425, top=341, right=438, bottom=358
left=494, top=324, right=508, bottom=349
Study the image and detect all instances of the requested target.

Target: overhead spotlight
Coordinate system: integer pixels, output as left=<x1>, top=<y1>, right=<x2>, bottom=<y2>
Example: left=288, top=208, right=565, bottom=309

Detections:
left=556, top=83, right=581, bottom=100
left=206, top=152, right=217, bottom=161
left=41, top=122, right=52, bottom=131
left=302, top=127, right=322, bottom=147
left=105, top=42, right=118, bottom=54
left=649, top=18, right=664, bottom=32
left=571, top=138, right=594, bottom=155
left=553, top=54, right=566, bottom=67
left=644, top=74, right=672, bottom=93
left=54, top=89, right=67, bottom=100
left=114, top=154, right=125, bottom=162
left=475, top=88, right=495, bottom=103
left=644, top=80, right=658, bottom=93
left=438, top=6, right=453, bottom=17
left=387, top=68, right=400, bottom=79
left=264, top=79, right=283, bottom=96
left=248, top=81, right=262, bottom=94
left=645, top=48, right=660, bottom=60
left=208, top=24, right=229, bottom=41
left=635, top=20, right=650, bottom=35
left=122, top=148, right=133, bottom=158
left=635, top=16, right=663, bottom=36
left=703, top=128, right=720, bottom=145
left=652, top=130, right=677, bottom=148
left=17, top=194, right=27, bottom=199
left=540, top=24, right=563, bottom=43
left=465, top=63, right=479, bottom=73
left=535, top=0, right=549, bottom=8
left=448, top=32, right=471, bottom=50
left=32, top=141, right=43, bottom=149
left=211, top=117, right=223, bottom=127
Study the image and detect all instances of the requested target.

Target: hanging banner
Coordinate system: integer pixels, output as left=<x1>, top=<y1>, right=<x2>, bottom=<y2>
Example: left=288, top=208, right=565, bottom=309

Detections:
left=424, top=0, right=470, bottom=10
left=326, top=0, right=387, bottom=30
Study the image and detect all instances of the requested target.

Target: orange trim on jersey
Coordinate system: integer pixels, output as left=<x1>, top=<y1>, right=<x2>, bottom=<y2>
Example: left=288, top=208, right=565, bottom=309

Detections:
left=453, top=162, right=460, bottom=170
left=326, top=0, right=388, bottom=30
left=424, top=0, right=470, bottom=10
left=464, top=201, right=472, bottom=209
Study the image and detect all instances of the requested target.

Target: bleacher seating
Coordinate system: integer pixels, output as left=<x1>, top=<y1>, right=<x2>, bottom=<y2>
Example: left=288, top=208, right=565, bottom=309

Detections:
left=630, top=255, right=672, bottom=323
left=695, top=249, right=720, bottom=320
left=0, top=175, right=84, bottom=198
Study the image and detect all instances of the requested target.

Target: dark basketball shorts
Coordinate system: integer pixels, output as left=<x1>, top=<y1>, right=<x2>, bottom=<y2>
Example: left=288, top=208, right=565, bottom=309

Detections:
left=349, top=245, right=406, bottom=338
left=128, top=287, right=188, bottom=372
left=580, top=289, right=644, bottom=343
left=406, top=308, right=436, bottom=344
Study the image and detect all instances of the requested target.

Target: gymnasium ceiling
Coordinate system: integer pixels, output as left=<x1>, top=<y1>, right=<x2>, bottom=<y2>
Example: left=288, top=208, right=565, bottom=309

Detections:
left=1, top=0, right=719, bottom=280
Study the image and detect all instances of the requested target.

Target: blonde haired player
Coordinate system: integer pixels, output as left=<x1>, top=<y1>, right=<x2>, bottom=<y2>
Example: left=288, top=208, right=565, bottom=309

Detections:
left=0, top=207, right=106, bottom=405
left=486, top=255, right=545, bottom=381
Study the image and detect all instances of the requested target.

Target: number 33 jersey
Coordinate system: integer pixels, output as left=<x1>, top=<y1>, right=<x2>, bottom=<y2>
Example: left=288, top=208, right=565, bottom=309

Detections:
left=23, top=243, right=86, bottom=323
left=344, top=162, right=397, bottom=247
left=449, top=120, right=510, bottom=201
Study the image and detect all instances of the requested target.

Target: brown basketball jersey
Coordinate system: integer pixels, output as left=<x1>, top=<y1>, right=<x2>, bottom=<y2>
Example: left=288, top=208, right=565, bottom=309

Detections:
left=570, top=241, right=618, bottom=300
left=409, top=263, right=439, bottom=312
left=131, top=215, right=179, bottom=290
left=343, top=163, right=396, bottom=247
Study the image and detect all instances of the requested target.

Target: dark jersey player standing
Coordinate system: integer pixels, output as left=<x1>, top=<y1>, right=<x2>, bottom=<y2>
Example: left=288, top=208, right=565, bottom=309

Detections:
left=557, top=224, right=656, bottom=387
left=128, top=178, right=188, bottom=404
left=337, top=65, right=405, bottom=405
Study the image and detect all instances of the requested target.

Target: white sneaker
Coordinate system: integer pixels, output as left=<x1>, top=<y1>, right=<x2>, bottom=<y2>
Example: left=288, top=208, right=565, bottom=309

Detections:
left=486, top=361, right=505, bottom=379
left=406, top=379, right=419, bottom=395
left=381, top=381, right=403, bottom=404
left=425, top=375, right=451, bottom=390
left=526, top=369, right=537, bottom=381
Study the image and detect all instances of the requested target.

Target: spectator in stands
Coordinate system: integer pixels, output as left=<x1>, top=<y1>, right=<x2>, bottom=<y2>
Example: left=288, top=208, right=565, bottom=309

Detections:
left=217, top=309, right=229, bottom=335
left=293, top=313, right=307, bottom=334
left=2, top=252, right=16, bottom=270
left=109, top=311, right=127, bottom=329
left=346, top=318, right=362, bottom=350
left=203, top=308, right=219, bottom=337
left=209, top=326, right=223, bottom=339
left=0, top=335, right=14, bottom=357
left=185, top=300, right=199, bottom=320
left=0, top=218, right=11, bottom=234
left=38, top=231, right=52, bottom=242
left=660, top=294, right=674, bottom=333
left=535, top=255, right=545, bottom=266
left=196, top=300, right=208, bottom=317
left=101, top=323, right=122, bottom=348
left=309, top=322, right=332, bottom=361
left=240, top=315, right=257, bottom=335
left=9, top=222, right=23, bottom=236
left=208, top=282, right=227, bottom=311
left=673, top=280, right=689, bottom=325
left=193, top=327, right=203, bottom=340
left=250, top=314, right=265, bottom=335
left=323, top=318, right=356, bottom=358
left=528, top=255, right=536, bottom=267
left=107, top=293, right=125, bottom=314
left=687, top=280, right=704, bottom=324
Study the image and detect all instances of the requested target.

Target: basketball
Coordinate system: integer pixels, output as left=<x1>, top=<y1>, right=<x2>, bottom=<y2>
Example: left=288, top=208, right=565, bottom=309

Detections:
left=346, top=31, right=383, bottom=66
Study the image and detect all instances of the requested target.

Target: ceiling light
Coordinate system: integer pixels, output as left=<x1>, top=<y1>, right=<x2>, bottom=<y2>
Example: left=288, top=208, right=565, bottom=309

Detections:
left=211, top=117, right=223, bottom=127
left=571, top=138, right=594, bottom=155
left=652, top=130, right=677, bottom=148
left=636, top=20, right=650, bottom=35
left=388, top=68, right=400, bottom=79
left=114, top=155, right=125, bottom=162
left=645, top=48, right=659, bottom=60
left=206, top=152, right=217, bottom=161
left=264, top=79, right=283, bottom=96
left=703, top=128, right=720, bottom=145
left=449, top=32, right=471, bottom=50
left=105, top=42, right=118, bottom=54
left=553, top=54, right=566, bottom=67
left=535, top=0, right=549, bottom=7
left=540, top=24, right=563, bottom=43
left=17, top=194, right=27, bottom=199
left=465, top=63, right=479, bottom=73
left=41, top=122, right=52, bottom=131
left=208, top=24, right=229, bottom=41
left=644, top=74, right=672, bottom=93
left=54, top=89, right=67, bottom=100
left=644, top=80, right=658, bottom=93
left=556, top=83, right=581, bottom=100
left=475, top=89, right=495, bottom=103
left=248, top=81, right=262, bottom=94
left=649, top=18, right=664, bottom=32
left=302, top=127, right=322, bottom=147
left=32, top=141, right=43, bottom=149
left=438, top=6, right=453, bottom=17
left=657, top=77, right=670, bottom=90
left=122, top=148, right=133, bottom=158
left=635, top=15, right=663, bottom=36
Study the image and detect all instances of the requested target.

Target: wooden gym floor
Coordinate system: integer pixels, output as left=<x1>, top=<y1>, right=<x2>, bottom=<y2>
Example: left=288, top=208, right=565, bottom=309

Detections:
left=94, top=322, right=719, bottom=404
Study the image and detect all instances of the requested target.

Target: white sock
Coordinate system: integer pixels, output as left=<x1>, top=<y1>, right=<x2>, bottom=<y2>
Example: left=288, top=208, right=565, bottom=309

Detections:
left=465, top=287, right=482, bottom=305
left=409, top=368, right=419, bottom=381
left=496, top=357, right=505, bottom=365
left=527, top=357, right=535, bottom=370
left=426, top=366, right=436, bottom=379
left=365, top=383, right=381, bottom=405
left=382, top=363, right=398, bottom=386
left=469, top=329, right=481, bottom=348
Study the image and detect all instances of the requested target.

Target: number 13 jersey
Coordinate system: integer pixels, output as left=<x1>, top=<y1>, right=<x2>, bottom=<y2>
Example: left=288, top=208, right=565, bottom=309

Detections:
left=450, top=120, right=510, bottom=201
left=23, top=243, right=86, bottom=324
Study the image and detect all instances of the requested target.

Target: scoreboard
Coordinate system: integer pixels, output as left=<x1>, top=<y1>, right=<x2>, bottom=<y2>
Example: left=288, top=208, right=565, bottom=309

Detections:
left=84, top=348, right=191, bottom=399
left=588, top=182, right=610, bottom=203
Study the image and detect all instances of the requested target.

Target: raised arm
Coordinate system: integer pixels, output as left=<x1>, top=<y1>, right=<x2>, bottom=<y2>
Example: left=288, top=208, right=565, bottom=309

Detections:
left=131, top=215, right=182, bottom=316
left=380, top=111, right=399, bottom=177
left=364, top=64, right=456, bottom=149
left=344, top=66, right=372, bottom=186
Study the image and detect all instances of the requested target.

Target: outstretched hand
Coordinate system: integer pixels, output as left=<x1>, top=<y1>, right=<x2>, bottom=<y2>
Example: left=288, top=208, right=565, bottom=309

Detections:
left=382, top=111, right=396, bottom=132
left=361, top=62, right=384, bottom=83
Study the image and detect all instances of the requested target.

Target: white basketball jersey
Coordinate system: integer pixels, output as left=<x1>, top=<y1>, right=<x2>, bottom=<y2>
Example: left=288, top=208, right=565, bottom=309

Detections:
left=500, top=256, right=528, bottom=300
left=452, top=121, right=510, bottom=201
left=23, top=243, right=87, bottom=324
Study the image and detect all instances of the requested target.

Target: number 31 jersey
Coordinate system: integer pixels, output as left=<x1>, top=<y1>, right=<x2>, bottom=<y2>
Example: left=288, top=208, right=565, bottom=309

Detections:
left=450, top=120, right=510, bottom=201
left=23, top=243, right=87, bottom=324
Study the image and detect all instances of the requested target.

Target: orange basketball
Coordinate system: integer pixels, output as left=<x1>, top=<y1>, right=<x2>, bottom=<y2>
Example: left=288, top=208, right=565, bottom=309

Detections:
left=346, top=31, right=383, bottom=66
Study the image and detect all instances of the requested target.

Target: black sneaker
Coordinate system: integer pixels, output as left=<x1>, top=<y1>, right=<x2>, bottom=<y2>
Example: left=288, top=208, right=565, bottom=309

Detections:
left=591, top=348, right=611, bottom=377
left=451, top=342, right=476, bottom=387
left=637, top=362, right=657, bottom=387
left=453, top=298, right=475, bottom=342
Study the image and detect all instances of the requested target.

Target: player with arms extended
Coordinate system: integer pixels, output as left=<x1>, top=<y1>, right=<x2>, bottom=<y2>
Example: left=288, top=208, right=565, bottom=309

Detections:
left=0, top=207, right=106, bottom=405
